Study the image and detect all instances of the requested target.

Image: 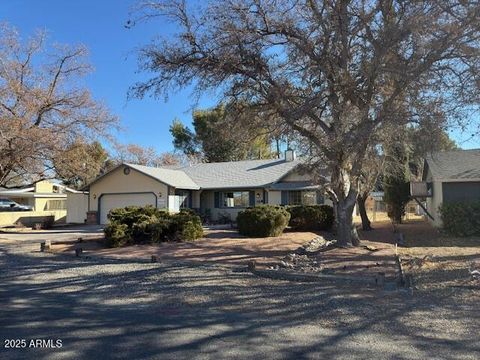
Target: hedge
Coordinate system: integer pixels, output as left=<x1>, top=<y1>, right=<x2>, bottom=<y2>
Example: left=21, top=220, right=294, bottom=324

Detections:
left=439, top=201, right=480, bottom=237
left=287, top=205, right=334, bottom=231
left=104, top=206, right=203, bottom=247
left=237, top=205, right=290, bottom=237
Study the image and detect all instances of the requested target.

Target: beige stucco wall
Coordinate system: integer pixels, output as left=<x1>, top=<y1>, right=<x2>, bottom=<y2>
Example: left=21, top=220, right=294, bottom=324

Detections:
left=268, top=190, right=282, bottom=205
left=0, top=210, right=66, bottom=227
left=67, top=193, right=89, bottom=224
left=89, top=165, right=169, bottom=212
left=34, top=180, right=54, bottom=193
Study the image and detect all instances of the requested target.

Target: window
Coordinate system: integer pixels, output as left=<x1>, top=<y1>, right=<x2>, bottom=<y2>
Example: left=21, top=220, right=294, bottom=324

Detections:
left=223, top=191, right=250, bottom=208
left=46, top=200, right=66, bottom=210
left=288, top=191, right=302, bottom=205
left=286, top=191, right=320, bottom=205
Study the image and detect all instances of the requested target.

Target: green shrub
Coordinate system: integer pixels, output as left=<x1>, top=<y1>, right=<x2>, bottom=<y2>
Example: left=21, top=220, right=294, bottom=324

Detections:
left=169, top=210, right=203, bottom=241
left=181, top=220, right=204, bottom=241
left=104, top=223, right=130, bottom=248
left=287, top=205, right=334, bottom=231
left=440, top=202, right=480, bottom=236
left=237, top=205, right=290, bottom=237
left=104, top=206, right=203, bottom=246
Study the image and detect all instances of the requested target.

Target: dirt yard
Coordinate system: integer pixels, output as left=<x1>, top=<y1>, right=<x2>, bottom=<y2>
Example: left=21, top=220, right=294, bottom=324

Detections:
left=52, top=229, right=318, bottom=267
left=395, top=219, right=479, bottom=295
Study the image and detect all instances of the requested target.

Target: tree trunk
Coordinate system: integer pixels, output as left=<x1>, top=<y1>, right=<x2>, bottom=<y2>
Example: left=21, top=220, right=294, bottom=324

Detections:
left=357, top=194, right=372, bottom=231
left=335, top=198, right=360, bottom=247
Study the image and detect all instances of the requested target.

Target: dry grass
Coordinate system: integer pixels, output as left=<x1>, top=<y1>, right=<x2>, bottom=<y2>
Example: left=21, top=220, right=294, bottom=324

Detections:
left=395, top=219, right=479, bottom=294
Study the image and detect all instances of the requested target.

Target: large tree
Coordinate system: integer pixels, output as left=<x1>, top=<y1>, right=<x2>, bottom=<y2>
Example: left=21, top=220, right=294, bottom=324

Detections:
left=170, top=104, right=274, bottom=162
left=0, top=24, right=117, bottom=187
left=131, top=0, right=480, bottom=246
left=53, top=140, right=109, bottom=189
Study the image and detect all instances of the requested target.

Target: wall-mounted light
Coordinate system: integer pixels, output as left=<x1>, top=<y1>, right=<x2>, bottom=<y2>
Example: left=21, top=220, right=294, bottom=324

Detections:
left=256, top=193, right=261, bottom=199
left=158, top=192, right=162, bottom=198
left=93, top=193, right=97, bottom=199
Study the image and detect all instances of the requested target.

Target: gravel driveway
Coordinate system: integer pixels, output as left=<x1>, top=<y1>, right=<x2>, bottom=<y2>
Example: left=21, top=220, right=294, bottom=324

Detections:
left=1, top=237, right=478, bottom=359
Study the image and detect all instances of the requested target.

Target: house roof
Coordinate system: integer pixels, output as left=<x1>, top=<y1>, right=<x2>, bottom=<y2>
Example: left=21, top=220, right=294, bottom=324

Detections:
left=179, top=158, right=303, bottom=189
left=268, top=181, right=321, bottom=191
left=85, top=157, right=313, bottom=191
left=126, top=163, right=200, bottom=190
left=423, top=149, right=480, bottom=181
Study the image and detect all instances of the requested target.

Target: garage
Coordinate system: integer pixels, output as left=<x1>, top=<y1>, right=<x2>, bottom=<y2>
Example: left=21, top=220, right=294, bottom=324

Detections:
left=99, top=193, right=157, bottom=224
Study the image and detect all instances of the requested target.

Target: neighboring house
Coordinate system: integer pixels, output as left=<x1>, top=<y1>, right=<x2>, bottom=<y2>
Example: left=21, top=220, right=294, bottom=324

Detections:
left=0, top=180, right=76, bottom=211
left=0, top=180, right=82, bottom=227
left=85, top=150, right=330, bottom=225
left=420, top=149, right=480, bottom=227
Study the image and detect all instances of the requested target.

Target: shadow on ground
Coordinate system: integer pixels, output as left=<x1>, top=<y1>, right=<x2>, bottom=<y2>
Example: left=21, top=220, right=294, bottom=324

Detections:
left=1, top=242, right=479, bottom=360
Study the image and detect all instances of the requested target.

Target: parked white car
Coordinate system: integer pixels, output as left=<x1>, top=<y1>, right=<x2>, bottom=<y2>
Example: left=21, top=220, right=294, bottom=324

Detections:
left=0, top=198, right=33, bottom=211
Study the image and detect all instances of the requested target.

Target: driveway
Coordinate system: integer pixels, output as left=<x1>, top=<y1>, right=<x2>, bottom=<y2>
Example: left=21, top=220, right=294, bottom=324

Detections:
left=1, top=236, right=479, bottom=359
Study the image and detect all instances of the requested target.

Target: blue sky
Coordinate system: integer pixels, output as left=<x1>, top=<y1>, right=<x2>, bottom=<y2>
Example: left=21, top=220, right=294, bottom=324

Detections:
left=2, top=0, right=479, bottom=152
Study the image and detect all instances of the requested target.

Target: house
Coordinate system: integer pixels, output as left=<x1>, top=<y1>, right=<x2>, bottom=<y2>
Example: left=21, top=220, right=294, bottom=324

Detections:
left=85, top=149, right=330, bottom=225
left=0, top=180, right=81, bottom=227
left=0, top=180, right=76, bottom=212
left=419, top=149, right=480, bottom=227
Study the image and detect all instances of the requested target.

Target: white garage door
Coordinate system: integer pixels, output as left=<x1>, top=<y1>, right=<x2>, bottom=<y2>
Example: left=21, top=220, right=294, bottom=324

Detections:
left=100, top=193, right=156, bottom=224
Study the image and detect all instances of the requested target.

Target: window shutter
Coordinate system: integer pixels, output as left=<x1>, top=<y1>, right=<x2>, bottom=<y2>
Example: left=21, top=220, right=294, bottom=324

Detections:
left=263, top=190, right=268, bottom=204
left=214, top=192, right=220, bottom=208
left=249, top=191, right=255, bottom=207
left=281, top=191, right=288, bottom=205
left=316, top=191, right=324, bottom=205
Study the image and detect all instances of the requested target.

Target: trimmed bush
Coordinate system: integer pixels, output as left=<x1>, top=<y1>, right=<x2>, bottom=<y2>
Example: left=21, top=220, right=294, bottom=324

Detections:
left=104, top=206, right=203, bottom=247
left=104, top=223, right=130, bottom=248
left=287, top=205, right=334, bottom=231
left=440, top=202, right=480, bottom=236
left=237, top=205, right=290, bottom=237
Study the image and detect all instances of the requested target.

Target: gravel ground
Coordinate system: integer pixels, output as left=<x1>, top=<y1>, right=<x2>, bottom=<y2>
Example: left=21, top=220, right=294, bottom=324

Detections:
left=1, top=238, right=479, bottom=360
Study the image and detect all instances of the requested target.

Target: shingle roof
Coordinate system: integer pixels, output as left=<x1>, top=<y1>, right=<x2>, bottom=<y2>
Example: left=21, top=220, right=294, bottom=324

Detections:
left=179, top=158, right=303, bottom=189
left=268, top=181, right=321, bottom=191
left=127, top=163, right=200, bottom=190
left=424, top=149, right=480, bottom=181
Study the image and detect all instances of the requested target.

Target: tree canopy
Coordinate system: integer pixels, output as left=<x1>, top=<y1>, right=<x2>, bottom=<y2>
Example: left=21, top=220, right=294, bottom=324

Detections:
left=0, top=23, right=118, bottom=187
left=131, top=0, right=480, bottom=246
left=170, top=104, right=274, bottom=162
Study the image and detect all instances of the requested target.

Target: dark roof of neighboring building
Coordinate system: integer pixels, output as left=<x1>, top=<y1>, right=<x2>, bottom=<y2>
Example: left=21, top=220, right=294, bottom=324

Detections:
left=423, top=149, right=480, bottom=181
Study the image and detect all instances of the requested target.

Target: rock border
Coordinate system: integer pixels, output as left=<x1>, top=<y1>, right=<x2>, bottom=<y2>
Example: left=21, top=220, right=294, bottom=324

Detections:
left=247, top=260, right=391, bottom=288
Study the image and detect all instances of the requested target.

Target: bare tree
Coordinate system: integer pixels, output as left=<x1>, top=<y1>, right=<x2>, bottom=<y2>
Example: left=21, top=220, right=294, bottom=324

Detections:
left=114, top=142, right=183, bottom=167
left=0, top=23, right=118, bottom=187
left=131, top=0, right=480, bottom=246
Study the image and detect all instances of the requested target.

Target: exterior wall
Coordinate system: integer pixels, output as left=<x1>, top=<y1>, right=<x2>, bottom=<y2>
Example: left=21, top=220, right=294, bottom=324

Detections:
left=0, top=210, right=66, bottom=227
left=426, top=181, right=443, bottom=227
left=67, top=193, right=89, bottom=224
left=200, top=188, right=263, bottom=221
left=34, top=180, right=54, bottom=193
left=88, top=165, right=169, bottom=212
left=268, top=190, right=282, bottom=205
left=442, top=181, right=480, bottom=203
left=192, top=191, right=201, bottom=209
